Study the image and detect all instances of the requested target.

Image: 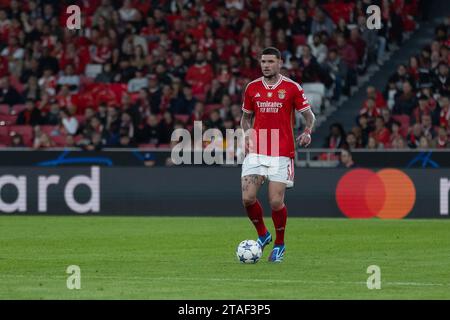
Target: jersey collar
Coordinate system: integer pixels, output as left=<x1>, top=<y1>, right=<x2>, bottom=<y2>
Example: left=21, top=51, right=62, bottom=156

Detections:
left=262, top=75, right=283, bottom=90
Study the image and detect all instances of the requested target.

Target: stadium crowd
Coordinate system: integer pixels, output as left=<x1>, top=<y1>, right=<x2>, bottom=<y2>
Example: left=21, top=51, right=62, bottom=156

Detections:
left=0, top=0, right=420, bottom=150
left=324, top=19, right=450, bottom=150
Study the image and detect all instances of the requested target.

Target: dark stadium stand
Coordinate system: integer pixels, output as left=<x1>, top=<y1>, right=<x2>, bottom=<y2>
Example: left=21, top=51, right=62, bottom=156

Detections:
left=0, top=0, right=425, bottom=150
left=0, top=0, right=426, bottom=149
left=313, top=1, right=450, bottom=152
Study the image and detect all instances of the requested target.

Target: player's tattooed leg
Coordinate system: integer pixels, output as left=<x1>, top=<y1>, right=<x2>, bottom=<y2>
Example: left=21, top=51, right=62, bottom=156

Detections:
left=241, top=175, right=265, bottom=193
left=241, top=175, right=265, bottom=207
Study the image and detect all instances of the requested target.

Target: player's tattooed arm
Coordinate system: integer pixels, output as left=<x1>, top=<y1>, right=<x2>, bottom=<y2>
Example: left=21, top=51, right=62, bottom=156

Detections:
left=240, top=112, right=253, bottom=133
left=241, top=112, right=254, bottom=154
left=301, top=109, right=316, bottom=132
left=297, top=109, right=316, bottom=147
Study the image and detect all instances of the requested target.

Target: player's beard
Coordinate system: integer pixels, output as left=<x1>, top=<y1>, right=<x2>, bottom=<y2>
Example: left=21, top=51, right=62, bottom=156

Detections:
left=263, top=70, right=279, bottom=82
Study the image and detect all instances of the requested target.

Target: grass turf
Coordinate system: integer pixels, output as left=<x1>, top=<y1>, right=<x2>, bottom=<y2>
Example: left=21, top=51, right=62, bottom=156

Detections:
left=0, top=216, right=449, bottom=299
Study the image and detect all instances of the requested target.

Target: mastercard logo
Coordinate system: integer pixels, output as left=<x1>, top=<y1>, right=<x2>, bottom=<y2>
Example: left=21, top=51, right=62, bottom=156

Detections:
left=336, top=169, right=416, bottom=219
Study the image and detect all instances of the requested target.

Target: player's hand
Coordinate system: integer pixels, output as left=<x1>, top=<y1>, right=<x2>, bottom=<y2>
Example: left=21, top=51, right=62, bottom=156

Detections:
left=296, top=128, right=312, bottom=147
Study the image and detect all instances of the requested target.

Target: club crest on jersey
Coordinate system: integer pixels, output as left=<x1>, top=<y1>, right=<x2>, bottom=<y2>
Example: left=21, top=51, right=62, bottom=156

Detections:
left=267, top=92, right=273, bottom=98
left=278, top=89, right=286, bottom=99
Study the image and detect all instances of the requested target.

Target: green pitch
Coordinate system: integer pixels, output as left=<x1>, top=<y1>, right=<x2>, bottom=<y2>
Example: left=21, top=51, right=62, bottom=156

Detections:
left=0, top=216, right=449, bottom=299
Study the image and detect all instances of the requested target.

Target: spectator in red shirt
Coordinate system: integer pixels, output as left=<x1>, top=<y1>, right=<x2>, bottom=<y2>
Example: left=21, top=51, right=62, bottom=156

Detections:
left=348, top=28, right=366, bottom=67
left=185, top=51, right=214, bottom=96
left=434, top=126, right=449, bottom=148
left=408, top=56, right=420, bottom=81
left=91, top=36, right=112, bottom=64
left=336, top=33, right=358, bottom=70
left=360, top=97, right=381, bottom=120
left=371, top=116, right=391, bottom=147
left=438, top=95, right=450, bottom=128
left=365, top=86, right=387, bottom=109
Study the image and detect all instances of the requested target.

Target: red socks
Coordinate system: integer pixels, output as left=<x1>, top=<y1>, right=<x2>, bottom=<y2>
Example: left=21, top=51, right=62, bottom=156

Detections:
left=246, top=200, right=288, bottom=245
left=245, top=200, right=268, bottom=237
left=272, top=206, right=287, bottom=245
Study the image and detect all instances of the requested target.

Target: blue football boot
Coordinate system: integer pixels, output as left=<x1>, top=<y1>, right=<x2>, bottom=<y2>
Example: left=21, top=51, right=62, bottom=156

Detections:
left=268, top=244, right=285, bottom=263
left=257, top=231, right=272, bottom=252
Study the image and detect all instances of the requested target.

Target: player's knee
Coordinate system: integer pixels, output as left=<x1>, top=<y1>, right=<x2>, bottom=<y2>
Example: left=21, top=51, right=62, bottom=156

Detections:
left=242, top=195, right=257, bottom=207
left=269, top=199, right=284, bottom=211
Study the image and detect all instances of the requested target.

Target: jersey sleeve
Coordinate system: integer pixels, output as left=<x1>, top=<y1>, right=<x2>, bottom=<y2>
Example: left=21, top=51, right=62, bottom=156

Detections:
left=241, top=83, right=254, bottom=114
left=293, top=83, right=311, bottom=113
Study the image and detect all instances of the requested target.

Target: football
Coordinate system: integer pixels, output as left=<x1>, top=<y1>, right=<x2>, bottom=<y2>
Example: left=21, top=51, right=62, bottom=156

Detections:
left=236, top=240, right=262, bottom=264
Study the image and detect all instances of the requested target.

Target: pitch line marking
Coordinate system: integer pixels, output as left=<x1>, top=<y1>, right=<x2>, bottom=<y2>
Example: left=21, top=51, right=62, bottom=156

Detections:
left=1, top=275, right=447, bottom=287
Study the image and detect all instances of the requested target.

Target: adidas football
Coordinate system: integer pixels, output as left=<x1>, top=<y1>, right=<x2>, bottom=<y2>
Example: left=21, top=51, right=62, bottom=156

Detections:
left=236, top=240, right=262, bottom=264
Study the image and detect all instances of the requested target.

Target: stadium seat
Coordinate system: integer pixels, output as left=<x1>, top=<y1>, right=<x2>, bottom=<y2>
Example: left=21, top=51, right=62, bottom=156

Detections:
left=302, top=92, right=322, bottom=114
left=40, top=125, right=60, bottom=136
left=0, top=104, right=10, bottom=115
left=8, top=125, right=33, bottom=146
left=0, top=114, right=18, bottom=125
left=205, top=104, right=222, bottom=115
left=0, top=126, right=9, bottom=144
left=302, top=83, right=326, bottom=114
left=52, top=135, right=68, bottom=147
left=174, top=114, right=190, bottom=124
left=292, top=35, right=306, bottom=47
left=11, top=104, right=26, bottom=115
left=303, top=83, right=326, bottom=97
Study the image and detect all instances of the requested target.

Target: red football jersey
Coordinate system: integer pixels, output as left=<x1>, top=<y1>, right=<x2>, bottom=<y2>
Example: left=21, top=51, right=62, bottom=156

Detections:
left=242, top=76, right=311, bottom=158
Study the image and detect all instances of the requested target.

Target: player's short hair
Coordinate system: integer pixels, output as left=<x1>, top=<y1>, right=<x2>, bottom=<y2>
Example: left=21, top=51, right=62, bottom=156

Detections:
left=261, top=47, right=281, bottom=59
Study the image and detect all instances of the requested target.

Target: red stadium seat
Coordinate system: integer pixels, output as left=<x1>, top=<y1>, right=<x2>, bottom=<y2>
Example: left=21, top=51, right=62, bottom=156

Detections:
left=9, top=125, right=33, bottom=136
left=0, top=125, right=9, bottom=144
left=0, top=104, right=10, bottom=115
left=40, top=125, right=60, bottom=136
left=138, top=143, right=157, bottom=149
left=8, top=125, right=34, bottom=146
left=11, top=104, right=26, bottom=115
left=205, top=104, right=222, bottom=115
left=52, top=135, right=68, bottom=147
left=174, top=114, right=190, bottom=124
left=0, top=114, right=18, bottom=125
left=292, top=35, right=306, bottom=47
